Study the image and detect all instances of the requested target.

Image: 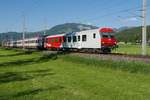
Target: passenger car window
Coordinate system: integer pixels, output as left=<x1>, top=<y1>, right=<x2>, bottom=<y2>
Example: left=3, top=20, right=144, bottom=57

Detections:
left=82, top=35, right=87, bottom=42
left=51, top=39, right=55, bottom=43
left=93, top=33, right=96, bottom=38
left=55, top=38, right=59, bottom=42
left=78, top=36, right=80, bottom=41
left=73, top=36, right=77, bottom=42
left=68, top=37, right=71, bottom=42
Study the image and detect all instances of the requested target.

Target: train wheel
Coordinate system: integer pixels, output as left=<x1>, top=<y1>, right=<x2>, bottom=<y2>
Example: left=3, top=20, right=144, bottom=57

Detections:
left=102, top=48, right=111, bottom=54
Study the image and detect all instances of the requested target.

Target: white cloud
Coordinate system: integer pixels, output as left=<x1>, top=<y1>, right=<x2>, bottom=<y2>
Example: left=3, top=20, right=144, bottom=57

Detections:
left=126, top=17, right=138, bottom=21
left=86, top=22, right=92, bottom=25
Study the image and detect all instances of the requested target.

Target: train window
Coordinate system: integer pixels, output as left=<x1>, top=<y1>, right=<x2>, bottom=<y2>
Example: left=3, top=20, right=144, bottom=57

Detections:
left=110, top=35, right=114, bottom=38
left=56, top=38, right=59, bottom=42
left=68, top=37, right=71, bottom=42
left=82, top=35, right=87, bottom=42
left=78, top=36, right=80, bottom=41
left=102, top=35, right=108, bottom=38
left=36, top=40, right=38, bottom=43
left=73, top=36, right=77, bottom=42
left=93, top=33, right=96, bottom=39
left=101, top=33, right=109, bottom=38
left=51, top=39, right=55, bottom=43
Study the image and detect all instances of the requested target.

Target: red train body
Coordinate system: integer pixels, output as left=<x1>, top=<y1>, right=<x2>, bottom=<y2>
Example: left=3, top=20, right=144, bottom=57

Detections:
left=44, top=34, right=65, bottom=49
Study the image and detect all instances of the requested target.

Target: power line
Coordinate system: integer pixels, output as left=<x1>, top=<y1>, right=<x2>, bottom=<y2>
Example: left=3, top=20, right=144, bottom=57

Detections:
left=78, top=4, right=150, bottom=24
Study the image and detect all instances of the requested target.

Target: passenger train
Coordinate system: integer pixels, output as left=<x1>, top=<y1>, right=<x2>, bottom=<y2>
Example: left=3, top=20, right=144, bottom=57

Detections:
left=3, top=27, right=118, bottom=53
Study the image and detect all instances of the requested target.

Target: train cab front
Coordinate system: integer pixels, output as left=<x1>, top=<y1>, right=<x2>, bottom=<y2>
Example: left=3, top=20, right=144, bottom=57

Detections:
left=100, top=28, right=118, bottom=53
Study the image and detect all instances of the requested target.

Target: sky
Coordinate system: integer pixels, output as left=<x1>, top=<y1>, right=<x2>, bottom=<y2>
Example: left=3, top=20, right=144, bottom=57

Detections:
left=0, top=0, right=150, bottom=32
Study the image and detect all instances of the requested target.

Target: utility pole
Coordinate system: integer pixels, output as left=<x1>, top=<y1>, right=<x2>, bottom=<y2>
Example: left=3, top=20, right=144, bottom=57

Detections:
left=22, top=15, right=26, bottom=50
left=142, top=0, right=147, bottom=55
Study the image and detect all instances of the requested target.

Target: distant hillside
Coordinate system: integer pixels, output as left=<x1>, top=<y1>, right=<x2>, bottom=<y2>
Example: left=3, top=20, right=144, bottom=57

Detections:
left=117, top=26, right=132, bottom=32
left=0, top=32, right=22, bottom=42
left=46, top=23, right=98, bottom=35
left=0, top=23, right=98, bottom=42
left=1, top=24, right=150, bottom=44
left=116, top=25, right=150, bottom=43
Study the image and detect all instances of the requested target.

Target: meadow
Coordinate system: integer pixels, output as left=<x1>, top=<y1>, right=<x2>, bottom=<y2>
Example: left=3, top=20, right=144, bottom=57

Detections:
left=113, top=44, right=150, bottom=55
left=0, top=47, right=150, bottom=100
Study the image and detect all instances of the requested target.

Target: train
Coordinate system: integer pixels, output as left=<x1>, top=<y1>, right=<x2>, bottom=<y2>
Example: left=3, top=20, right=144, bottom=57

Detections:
left=3, top=27, right=118, bottom=53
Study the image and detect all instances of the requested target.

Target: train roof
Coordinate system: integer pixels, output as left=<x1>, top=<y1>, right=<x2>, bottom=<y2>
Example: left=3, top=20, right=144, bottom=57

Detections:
left=12, top=37, right=39, bottom=42
left=46, top=34, right=65, bottom=38
left=67, top=27, right=114, bottom=33
left=24, top=37, right=39, bottom=41
left=99, top=28, right=114, bottom=33
left=46, top=28, right=114, bottom=38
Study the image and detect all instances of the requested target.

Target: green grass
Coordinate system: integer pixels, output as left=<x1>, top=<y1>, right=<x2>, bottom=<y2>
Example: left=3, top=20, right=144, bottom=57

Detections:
left=113, top=44, right=150, bottom=55
left=0, top=49, right=150, bottom=100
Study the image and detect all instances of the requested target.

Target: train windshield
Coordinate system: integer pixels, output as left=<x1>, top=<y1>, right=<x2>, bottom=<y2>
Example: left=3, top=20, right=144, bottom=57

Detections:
left=101, top=32, right=114, bottom=38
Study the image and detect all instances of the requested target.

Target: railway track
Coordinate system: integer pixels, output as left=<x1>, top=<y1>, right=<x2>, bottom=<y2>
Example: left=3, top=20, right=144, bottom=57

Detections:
left=70, top=52, right=150, bottom=63
left=42, top=50, right=150, bottom=63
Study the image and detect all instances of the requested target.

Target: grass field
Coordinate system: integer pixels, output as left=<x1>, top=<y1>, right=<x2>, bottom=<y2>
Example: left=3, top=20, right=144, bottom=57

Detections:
left=0, top=48, right=150, bottom=100
left=113, top=44, right=150, bottom=55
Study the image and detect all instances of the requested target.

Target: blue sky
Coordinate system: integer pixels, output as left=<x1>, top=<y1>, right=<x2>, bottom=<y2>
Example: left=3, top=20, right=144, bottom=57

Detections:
left=0, top=0, right=150, bottom=32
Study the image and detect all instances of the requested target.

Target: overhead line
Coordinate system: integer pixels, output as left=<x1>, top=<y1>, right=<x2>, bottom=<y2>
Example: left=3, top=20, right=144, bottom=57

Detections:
left=79, top=4, right=150, bottom=23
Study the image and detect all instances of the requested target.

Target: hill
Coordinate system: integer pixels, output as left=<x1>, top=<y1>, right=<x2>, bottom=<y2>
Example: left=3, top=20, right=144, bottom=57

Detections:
left=3, top=23, right=150, bottom=44
left=115, top=25, right=150, bottom=43
left=0, top=23, right=98, bottom=42
left=46, top=23, right=98, bottom=35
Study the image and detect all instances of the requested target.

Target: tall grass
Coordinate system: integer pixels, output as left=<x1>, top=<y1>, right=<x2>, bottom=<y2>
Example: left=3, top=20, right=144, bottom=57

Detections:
left=62, top=55, right=150, bottom=74
left=1, top=49, right=150, bottom=100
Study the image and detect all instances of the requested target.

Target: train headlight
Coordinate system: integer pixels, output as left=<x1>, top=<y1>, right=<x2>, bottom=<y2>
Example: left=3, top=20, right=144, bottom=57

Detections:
left=102, top=42, right=105, bottom=44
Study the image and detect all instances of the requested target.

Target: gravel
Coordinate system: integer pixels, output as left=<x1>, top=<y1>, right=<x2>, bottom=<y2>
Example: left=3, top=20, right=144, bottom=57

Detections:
left=70, top=53, right=150, bottom=64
